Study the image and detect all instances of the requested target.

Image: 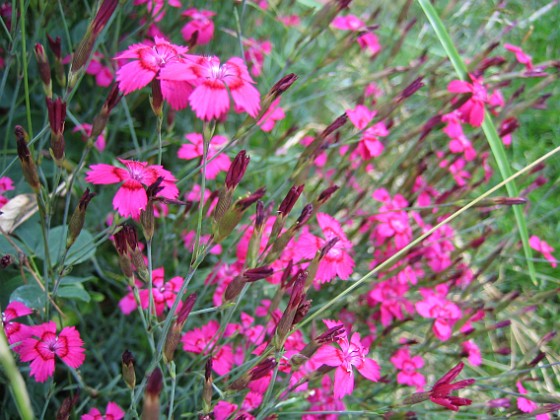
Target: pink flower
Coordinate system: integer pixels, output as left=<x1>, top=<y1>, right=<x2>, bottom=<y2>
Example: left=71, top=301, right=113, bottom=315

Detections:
left=448, top=75, right=488, bottom=127
left=415, top=290, right=461, bottom=341
left=346, top=105, right=376, bottom=130
left=357, top=32, right=381, bottom=56
left=278, top=14, right=301, bottom=27
left=295, top=213, right=355, bottom=285
left=331, top=15, right=365, bottom=31
left=85, top=158, right=178, bottom=218
left=73, top=123, right=106, bottom=152
left=164, top=55, right=261, bottom=121
left=181, top=9, right=215, bottom=45
left=183, top=230, right=222, bottom=255
left=529, top=235, right=557, bottom=268
left=2, top=301, right=32, bottom=346
left=312, top=331, right=380, bottom=399
left=0, top=175, right=15, bottom=208
left=304, top=375, right=346, bottom=420
left=441, top=110, right=465, bottom=138
left=258, top=98, right=285, bottom=132
left=178, top=133, right=231, bottom=179
left=504, top=43, right=533, bottom=70
left=17, top=321, right=85, bottom=382
left=367, top=279, right=414, bottom=327
left=448, top=135, right=476, bottom=161
left=390, top=348, right=426, bottom=391
left=114, top=36, right=194, bottom=110
left=462, top=340, right=482, bottom=366
left=355, top=122, right=388, bottom=160
left=134, top=0, right=181, bottom=21
left=86, top=52, right=114, bottom=87
left=244, top=38, right=272, bottom=77
left=81, top=402, right=125, bottom=420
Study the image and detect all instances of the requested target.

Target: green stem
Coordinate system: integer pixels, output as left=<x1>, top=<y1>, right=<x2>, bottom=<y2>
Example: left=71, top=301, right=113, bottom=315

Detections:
left=19, top=0, right=33, bottom=138
left=156, top=114, right=163, bottom=166
left=167, top=362, right=177, bottom=420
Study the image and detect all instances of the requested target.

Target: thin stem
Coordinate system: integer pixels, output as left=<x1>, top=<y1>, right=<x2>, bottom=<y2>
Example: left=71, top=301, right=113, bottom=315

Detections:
left=147, top=239, right=155, bottom=328
left=156, top=114, right=163, bottom=166
left=167, top=362, right=177, bottom=420
left=19, top=0, right=33, bottom=138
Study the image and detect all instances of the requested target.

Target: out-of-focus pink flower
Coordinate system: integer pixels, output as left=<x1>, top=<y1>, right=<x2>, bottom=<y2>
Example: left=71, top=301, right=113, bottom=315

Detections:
left=442, top=110, right=465, bottom=139
left=346, top=105, right=376, bottom=130
left=448, top=75, right=488, bottom=127
left=86, top=52, right=113, bottom=87
left=73, top=123, right=106, bottom=152
left=367, top=279, right=414, bottom=327
left=177, top=133, right=231, bottom=179
left=258, top=98, right=285, bottom=132
left=17, top=321, right=85, bottom=382
left=415, top=290, right=461, bottom=341
left=181, top=320, right=233, bottom=375
left=183, top=230, right=222, bottom=255
left=438, top=155, right=471, bottom=187
left=448, top=135, right=476, bottom=161
left=516, top=381, right=547, bottom=418
left=244, top=38, right=272, bottom=77
left=504, top=43, right=533, bottom=70
left=331, top=15, right=365, bottom=31
left=355, top=122, right=389, bottom=160
left=304, top=375, right=346, bottom=419
left=529, top=235, right=557, bottom=268
left=2, top=301, right=32, bottom=346
left=278, top=14, right=300, bottom=27
left=181, top=8, right=215, bottom=45
left=85, top=158, right=178, bottom=218
left=0, top=176, right=15, bottom=208
left=114, top=36, right=194, bottom=110
left=390, top=348, right=425, bottom=391
left=357, top=32, right=381, bottom=56
left=462, top=340, right=482, bottom=366
left=134, top=0, right=181, bottom=21
left=81, top=402, right=125, bottom=420
left=312, top=331, right=380, bottom=399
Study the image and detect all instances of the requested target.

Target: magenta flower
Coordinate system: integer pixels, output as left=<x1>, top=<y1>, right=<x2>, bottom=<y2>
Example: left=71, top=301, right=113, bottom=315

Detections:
left=177, top=132, right=231, bottom=179
left=86, top=52, right=114, bottom=87
left=304, top=375, right=346, bottom=420
left=81, top=402, right=125, bottom=420
left=181, top=9, right=216, bottom=45
left=312, top=331, right=380, bottom=399
left=2, top=301, right=32, bottom=346
left=244, top=38, right=272, bottom=77
left=367, top=279, right=414, bottom=327
left=346, top=105, right=375, bottom=130
left=331, top=15, right=365, bottom=31
left=390, top=348, right=426, bottom=391
left=85, top=158, right=178, bottom=218
left=529, top=235, right=557, bottom=268
left=516, top=381, right=550, bottom=419
left=415, top=291, right=461, bottom=341
left=357, top=32, right=382, bottom=56
left=447, top=75, right=488, bottom=127
left=258, top=98, right=285, bottom=132
left=73, top=123, right=106, bottom=152
left=461, top=340, right=482, bottom=366
left=504, top=43, right=533, bottom=70
left=17, top=321, right=85, bottom=382
left=114, top=36, right=194, bottom=110
left=0, top=175, right=15, bottom=208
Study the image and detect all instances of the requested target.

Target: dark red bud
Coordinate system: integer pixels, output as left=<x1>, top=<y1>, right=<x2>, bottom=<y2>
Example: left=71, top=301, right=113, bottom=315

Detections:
left=320, top=237, right=339, bottom=259
left=398, top=76, right=424, bottom=102
left=243, top=266, right=274, bottom=282
left=47, top=34, right=62, bottom=59
left=250, top=358, right=277, bottom=381
left=226, top=150, right=250, bottom=189
left=270, top=73, right=298, bottom=98
left=91, top=0, right=118, bottom=35
left=321, top=113, right=348, bottom=138
left=498, top=117, right=519, bottom=137
left=296, top=204, right=313, bottom=226
left=46, top=97, right=66, bottom=135
left=255, top=200, right=266, bottom=229
left=236, top=187, right=266, bottom=211
left=177, top=293, right=197, bottom=325
left=316, top=325, right=345, bottom=345
left=317, top=185, right=339, bottom=204
left=278, top=184, right=304, bottom=216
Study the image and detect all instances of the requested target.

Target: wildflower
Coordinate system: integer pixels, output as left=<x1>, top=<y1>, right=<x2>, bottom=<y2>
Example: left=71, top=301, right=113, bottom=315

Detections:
left=346, top=105, right=375, bottom=130
left=304, top=375, right=347, bottom=419
left=331, top=15, right=365, bottom=31
left=177, top=133, right=231, bottom=179
left=390, top=348, right=426, bottom=391
left=181, top=320, right=233, bottom=375
left=134, top=0, right=181, bottom=22
left=2, top=301, right=32, bottom=346
left=461, top=340, right=482, bottom=366
left=114, top=36, right=194, bottom=110
left=447, top=74, right=488, bottom=127
left=357, top=32, right=381, bottom=56
left=73, top=123, right=106, bottom=152
left=312, top=330, right=380, bottom=399
left=429, top=362, right=474, bottom=411
left=85, top=158, right=178, bottom=218
left=504, top=43, right=533, bottom=70
left=181, top=8, right=216, bottom=45
left=415, top=288, right=461, bottom=341
left=529, top=235, right=557, bottom=268
left=367, top=279, right=414, bottom=326
left=17, top=321, right=85, bottom=382
left=244, top=38, right=272, bottom=77
left=0, top=176, right=14, bottom=208
left=516, top=381, right=550, bottom=419
left=81, top=402, right=125, bottom=420
left=257, top=98, right=285, bottom=132
left=86, top=52, right=114, bottom=87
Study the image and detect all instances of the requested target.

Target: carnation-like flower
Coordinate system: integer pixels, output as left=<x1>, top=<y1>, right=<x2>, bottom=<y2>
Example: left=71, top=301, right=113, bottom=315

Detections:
left=85, top=158, right=178, bottom=218
left=2, top=301, right=32, bottom=346
left=529, top=235, right=557, bottom=268
left=177, top=132, right=231, bottom=179
left=81, top=402, right=125, bottom=420
left=17, top=321, right=85, bottom=382
left=447, top=75, right=488, bottom=127
left=181, top=8, right=216, bottom=45
left=114, top=36, right=194, bottom=110
left=390, top=348, right=426, bottom=391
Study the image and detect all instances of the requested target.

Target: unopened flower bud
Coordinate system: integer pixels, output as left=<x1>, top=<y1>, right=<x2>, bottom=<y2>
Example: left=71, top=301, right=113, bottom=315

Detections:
left=396, top=76, right=424, bottom=103
left=141, top=178, right=164, bottom=242
left=293, top=299, right=312, bottom=325
left=230, top=358, right=277, bottom=390
left=321, top=113, right=348, bottom=138
left=316, top=185, right=339, bottom=205
left=67, top=188, right=96, bottom=249
left=46, top=97, right=66, bottom=164
left=279, top=185, right=304, bottom=217
left=498, top=117, right=519, bottom=138
left=225, top=150, right=250, bottom=190
left=142, top=368, right=163, bottom=420
left=255, top=200, right=266, bottom=231
left=274, top=272, right=306, bottom=348
left=529, top=351, right=546, bottom=366
left=47, top=34, right=62, bottom=60
left=1, top=254, right=13, bottom=269
left=15, top=125, right=40, bottom=192
left=490, top=320, right=511, bottom=330
left=92, top=84, right=122, bottom=138
left=244, top=266, right=274, bottom=282
left=261, top=73, right=298, bottom=112
left=164, top=293, right=197, bottom=363
left=121, top=350, right=136, bottom=389
left=150, top=79, right=164, bottom=117
left=296, top=204, right=313, bottom=227
left=34, top=43, right=52, bottom=97
left=202, top=359, right=213, bottom=413
left=492, top=196, right=527, bottom=206
left=56, top=392, right=79, bottom=420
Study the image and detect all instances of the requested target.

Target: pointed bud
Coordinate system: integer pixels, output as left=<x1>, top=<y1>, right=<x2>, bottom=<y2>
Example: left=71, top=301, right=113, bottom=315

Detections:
left=230, top=358, right=277, bottom=390
left=67, top=188, right=95, bottom=249
left=202, top=359, right=213, bottom=413
left=141, top=177, right=164, bottom=241
left=121, top=350, right=136, bottom=389
left=224, top=275, right=246, bottom=302
left=321, top=113, right=348, bottom=138
left=529, top=351, right=546, bottom=366
left=91, top=0, right=118, bottom=35
left=260, top=73, right=298, bottom=113
left=296, top=204, right=313, bottom=227
left=164, top=293, right=197, bottom=363
left=150, top=79, right=164, bottom=117
left=56, top=393, right=79, bottom=420
left=15, top=125, right=40, bottom=192
left=47, top=34, right=62, bottom=60
left=92, top=84, right=122, bottom=138
left=396, top=76, right=424, bottom=102
left=46, top=97, right=66, bottom=164
left=225, top=150, right=250, bottom=190
left=498, top=117, right=519, bottom=138
left=279, top=185, right=304, bottom=217
left=293, top=299, right=312, bottom=325
left=34, top=43, right=52, bottom=97
left=255, top=200, right=266, bottom=231
left=316, top=185, right=339, bottom=205
left=274, top=272, right=306, bottom=348
left=142, top=368, right=163, bottom=420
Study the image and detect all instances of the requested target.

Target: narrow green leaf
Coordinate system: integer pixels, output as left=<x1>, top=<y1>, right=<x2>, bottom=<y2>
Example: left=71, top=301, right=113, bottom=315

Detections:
left=416, top=0, right=537, bottom=285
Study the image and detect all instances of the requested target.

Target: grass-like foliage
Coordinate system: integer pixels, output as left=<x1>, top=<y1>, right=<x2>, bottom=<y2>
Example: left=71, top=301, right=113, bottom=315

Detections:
left=0, top=0, right=559, bottom=419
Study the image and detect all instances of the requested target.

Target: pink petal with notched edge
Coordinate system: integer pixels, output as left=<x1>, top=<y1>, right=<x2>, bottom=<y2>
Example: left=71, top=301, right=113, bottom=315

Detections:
left=231, top=83, right=261, bottom=117
left=357, top=358, right=380, bottom=382
left=57, top=327, right=85, bottom=368
left=161, top=80, right=192, bottom=110
left=447, top=80, right=472, bottom=93
left=113, top=180, right=147, bottom=218
left=116, top=60, right=156, bottom=94
left=334, top=365, right=354, bottom=399
left=189, top=83, right=230, bottom=121
left=85, top=164, right=128, bottom=184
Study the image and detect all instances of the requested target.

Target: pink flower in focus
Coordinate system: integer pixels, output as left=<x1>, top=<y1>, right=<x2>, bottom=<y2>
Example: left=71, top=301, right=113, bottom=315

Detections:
left=447, top=75, right=488, bottom=127
left=178, top=133, right=231, bottom=179
left=73, top=123, right=106, bottom=152
left=258, top=98, right=285, bottom=132
left=81, top=402, right=125, bottom=420
left=114, top=36, right=194, bottom=110
left=2, top=301, right=32, bottom=346
left=346, top=105, right=376, bottom=130
left=17, top=321, right=85, bottom=382
left=462, top=340, right=482, bottom=366
left=390, top=348, right=425, bottom=391
left=85, top=158, right=178, bottom=219
left=312, top=331, right=380, bottom=399
left=181, top=9, right=215, bottom=45
left=504, top=44, right=533, bottom=70
left=357, top=32, right=381, bottom=56
left=331, top=15, right=365, bottom=31
left=529, top=235, right=557, bottom=268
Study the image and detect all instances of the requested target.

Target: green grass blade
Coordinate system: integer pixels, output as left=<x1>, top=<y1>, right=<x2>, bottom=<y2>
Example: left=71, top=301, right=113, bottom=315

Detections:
left=417, top=0, right=537, bottom=285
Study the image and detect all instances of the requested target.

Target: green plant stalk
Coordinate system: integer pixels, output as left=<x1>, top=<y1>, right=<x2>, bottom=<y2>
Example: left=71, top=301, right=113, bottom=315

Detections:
left=156, top=114, right=163, bottom=166
left=299, top=143, right=560, bottom=329
left=19, top=0, right=33, bottom=138
left=416, top=0, right=536, bottom=285
left=0, top=330, right=34, bottom=420
left=167, top=362, right=177, bottom=420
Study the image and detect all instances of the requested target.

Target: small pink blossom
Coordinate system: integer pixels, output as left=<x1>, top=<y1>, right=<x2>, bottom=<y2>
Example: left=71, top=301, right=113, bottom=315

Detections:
left=448, top=75, right=488, bottom=127
left=355, top=122, right=389, bottom=160
left=2, top=301, right=32, bottom=346
left=462, top=340, right=482, bottom=366
left=331, top=15, right=365, bottom=31
left=86, top=52, right=114, bottom=87
left=181, top=9, right=215, bottom=45
left=182, top=320, right=234, bottom=375
left=278, top=14, right=301, bottom=27
left=183, top=230, right=222, bottom=255
left=0, top=175, right=15, bottom=208
left=357, top=32, right=381, bottom=56
left=85, top=158, right=178, bottom=219
left=17, top=321, right=85, bottom=382
left=529, top=235, right=557, bottom=268
left=258, top=98, right=285, bottom=132
left=178, top=133, right=231, bottom=179
left=367, top=279, right=414, bottom=327
left=81, top=402, right=125, bottom=420
left=244, top=38, right=272, bottom=77
left=134, top=0, right=181, bottom=21
left=114, top=36, right=194, bottom=110
left=415, top=290, right=461, bottom=341
left=448, top=135, right=476, bottom=161
left=304, top=375, right=346, bottom=419
left=504, top=43, right=533, bottom=70
left=390, top=348, right=425, bottom=391
left=516, top=381, right=549, bottom=419
left=312, top=331, right=380, bottom=399
left=346, top=105, right=376, bottom=130
left=73, top=123, right=106, bottom=152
